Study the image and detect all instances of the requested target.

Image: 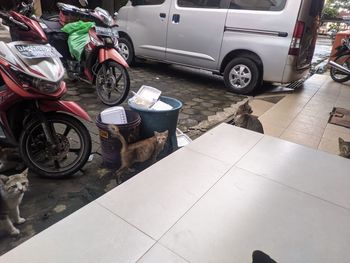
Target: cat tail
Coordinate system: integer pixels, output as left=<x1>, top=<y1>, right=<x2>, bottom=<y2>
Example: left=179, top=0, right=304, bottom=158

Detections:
left=108, top=125, right=128, bottom=150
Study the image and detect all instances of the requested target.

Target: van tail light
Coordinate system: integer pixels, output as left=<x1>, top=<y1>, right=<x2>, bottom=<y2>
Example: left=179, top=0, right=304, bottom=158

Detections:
left=289, top=21, right=305, bottom=56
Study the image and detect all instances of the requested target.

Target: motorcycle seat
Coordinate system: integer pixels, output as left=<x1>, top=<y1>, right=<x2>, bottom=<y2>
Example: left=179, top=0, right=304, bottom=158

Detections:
left=41, top=19, right=63, bottom=34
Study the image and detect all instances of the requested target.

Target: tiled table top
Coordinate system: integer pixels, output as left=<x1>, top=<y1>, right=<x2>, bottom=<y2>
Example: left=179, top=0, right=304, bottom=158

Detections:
left=1, top=124, right=350, bottom=263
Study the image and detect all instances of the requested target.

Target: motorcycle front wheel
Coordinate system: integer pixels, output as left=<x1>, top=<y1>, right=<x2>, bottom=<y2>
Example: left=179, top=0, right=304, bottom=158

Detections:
left=96, top=61, right=130, bottom=106
left=330, top=54, right=350, bottom=83
left=19, top=113, right=92, bottom=178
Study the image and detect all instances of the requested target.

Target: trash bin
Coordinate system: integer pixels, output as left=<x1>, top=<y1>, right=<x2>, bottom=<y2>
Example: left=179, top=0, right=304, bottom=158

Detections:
left=128, top=96, right=183, bottom=156
left=96, top=110, right=141, bottom=169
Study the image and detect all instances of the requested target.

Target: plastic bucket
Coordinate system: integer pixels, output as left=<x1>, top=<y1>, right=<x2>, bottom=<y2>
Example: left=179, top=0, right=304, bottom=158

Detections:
left=128, top=96, right=183, bottom=156
left=96, top=110, right=141, bottom=169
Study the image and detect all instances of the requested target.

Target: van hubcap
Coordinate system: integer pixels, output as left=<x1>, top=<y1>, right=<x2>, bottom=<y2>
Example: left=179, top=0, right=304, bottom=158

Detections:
left=118, top=43, right=129, bottom=60
left=229, top=64, right=252, bottom=89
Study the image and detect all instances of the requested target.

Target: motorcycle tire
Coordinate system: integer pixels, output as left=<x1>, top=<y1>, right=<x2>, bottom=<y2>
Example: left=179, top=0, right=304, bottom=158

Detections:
left=19, top=113, right=92, bottom=178
left=95, top=61, right=130, bottom=106
left=330, top=54, right=350, bottom=83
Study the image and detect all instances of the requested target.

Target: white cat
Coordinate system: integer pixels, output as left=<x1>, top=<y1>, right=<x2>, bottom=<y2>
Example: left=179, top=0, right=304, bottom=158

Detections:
left=0, top=169, right=29, bottom=236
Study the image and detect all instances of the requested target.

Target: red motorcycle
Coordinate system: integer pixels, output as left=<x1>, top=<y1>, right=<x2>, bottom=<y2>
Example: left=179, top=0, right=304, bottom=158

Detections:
left=0, top=11, right=92, bottom=178
left=7, top=1, right=130, bottom=106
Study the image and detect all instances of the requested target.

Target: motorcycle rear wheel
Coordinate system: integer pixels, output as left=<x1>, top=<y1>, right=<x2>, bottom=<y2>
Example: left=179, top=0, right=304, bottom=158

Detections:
left=19, top=113, right=92, bottom=178
left=330, top=54, right=350, bottom=83
left=95, top=61, right=130, bottom=106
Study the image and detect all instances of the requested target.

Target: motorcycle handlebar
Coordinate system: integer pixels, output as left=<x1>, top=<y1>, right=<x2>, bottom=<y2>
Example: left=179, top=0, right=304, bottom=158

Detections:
left=8, top=16, right=29, bottom=30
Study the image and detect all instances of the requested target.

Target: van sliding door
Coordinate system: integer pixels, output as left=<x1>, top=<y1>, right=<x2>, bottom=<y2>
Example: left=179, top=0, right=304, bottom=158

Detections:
left=126, top=0, right=172, bottom=60
left=165, top=0, right=228, bottom=70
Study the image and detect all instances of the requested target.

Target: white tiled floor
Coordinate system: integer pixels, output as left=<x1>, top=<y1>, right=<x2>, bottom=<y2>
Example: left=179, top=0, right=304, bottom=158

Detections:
left=2, top=124, right=350, bottom=263
left=257, top=74, right=350, bottom=155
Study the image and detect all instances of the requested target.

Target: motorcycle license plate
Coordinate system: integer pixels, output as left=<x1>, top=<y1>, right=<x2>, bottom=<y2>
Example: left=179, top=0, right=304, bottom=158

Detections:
left=95, top=26, right=118, bottom=37
left=15, top=44, right=62, bottom=59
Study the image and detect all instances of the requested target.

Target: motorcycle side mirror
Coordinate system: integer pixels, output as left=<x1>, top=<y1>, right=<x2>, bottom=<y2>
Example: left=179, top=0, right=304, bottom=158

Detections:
left=79, top=0, right=88, bottom=7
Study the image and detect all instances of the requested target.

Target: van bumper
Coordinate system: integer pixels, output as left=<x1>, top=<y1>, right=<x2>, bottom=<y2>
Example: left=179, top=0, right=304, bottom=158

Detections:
left=281, top=55, right=309, bottom=83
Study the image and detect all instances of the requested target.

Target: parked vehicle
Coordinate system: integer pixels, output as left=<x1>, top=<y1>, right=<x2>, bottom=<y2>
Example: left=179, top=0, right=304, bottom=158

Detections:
left=0, top=36, right=92, bottom=177
left=329, top=38, right=350, bottom=83
left=117, top=0, right=325, bottom=94
left=327, top=29, right=338, bottom=40
left=7, top=1, right=130, bottom=106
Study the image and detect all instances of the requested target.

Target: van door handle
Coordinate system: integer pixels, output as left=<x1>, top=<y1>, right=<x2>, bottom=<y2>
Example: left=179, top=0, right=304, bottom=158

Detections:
left=172, top=14, right=180, bottom=24
left=159, top=13, right=166, bottom=18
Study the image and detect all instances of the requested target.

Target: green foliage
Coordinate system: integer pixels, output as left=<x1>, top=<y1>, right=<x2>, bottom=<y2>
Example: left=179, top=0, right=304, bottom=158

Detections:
left=323, top=5, right=339, bottom=19
left=327, top=0, right=350, bottom=10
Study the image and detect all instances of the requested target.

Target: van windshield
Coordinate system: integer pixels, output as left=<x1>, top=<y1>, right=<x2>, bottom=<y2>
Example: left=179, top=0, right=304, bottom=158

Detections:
left=229, top=0, right=287, bottom=11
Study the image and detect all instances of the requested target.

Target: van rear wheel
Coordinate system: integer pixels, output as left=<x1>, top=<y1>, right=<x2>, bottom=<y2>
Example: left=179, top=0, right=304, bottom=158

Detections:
left=224, top=57, right=260, bottom=94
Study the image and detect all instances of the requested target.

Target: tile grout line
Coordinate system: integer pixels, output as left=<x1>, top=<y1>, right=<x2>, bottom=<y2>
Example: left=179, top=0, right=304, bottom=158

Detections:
left=156, top=135, right=266, bottom=243
left=261, top=84, right=320, bottom=140
left=277, top=84, right=325, bottom=148
left=236, top=166, right=350, bottom=212
left=135, top=243, right=158, bottom=263
left=141, top=243, right=192, bottom=263
left=95, top=201, right=157, bottom=241
left=317, top=81, right=344, bottom=150
left=95, top=135, right=266, bottom=263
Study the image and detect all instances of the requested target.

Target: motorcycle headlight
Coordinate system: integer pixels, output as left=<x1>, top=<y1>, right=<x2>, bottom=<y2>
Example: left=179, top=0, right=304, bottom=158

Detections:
left=15, top=71, right=61, bottom=94
left=33, top=78, right=61, bottom=94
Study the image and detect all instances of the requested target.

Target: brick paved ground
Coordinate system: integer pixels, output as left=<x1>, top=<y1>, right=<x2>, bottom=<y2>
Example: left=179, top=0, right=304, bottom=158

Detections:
left=0, top=25, right=247, bottom=252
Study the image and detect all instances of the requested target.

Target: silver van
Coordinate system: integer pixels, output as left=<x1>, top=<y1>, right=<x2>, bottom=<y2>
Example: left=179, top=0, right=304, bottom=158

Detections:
left=116, top=0, right=325, bottom=94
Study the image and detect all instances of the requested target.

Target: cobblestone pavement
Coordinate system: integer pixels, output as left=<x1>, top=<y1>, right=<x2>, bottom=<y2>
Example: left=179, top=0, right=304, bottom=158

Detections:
left=0, top=60, right=247, bottom=255
left=66, top=61, right=247, bottom=145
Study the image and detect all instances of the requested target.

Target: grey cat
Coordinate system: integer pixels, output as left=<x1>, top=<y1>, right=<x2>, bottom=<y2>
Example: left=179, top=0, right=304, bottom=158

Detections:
left=0, top=169, right=29, bottom=236
left=0, top=146, right=25, bottom=173
left=234, top=100, right=264, bottom=134
left=339, top=137, right=350, bottom=158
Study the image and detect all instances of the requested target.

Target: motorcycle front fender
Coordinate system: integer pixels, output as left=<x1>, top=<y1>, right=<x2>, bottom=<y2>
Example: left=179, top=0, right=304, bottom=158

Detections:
left=39, top=100, right=92, bottom=122
left=98, top=47, right=129, bottom=68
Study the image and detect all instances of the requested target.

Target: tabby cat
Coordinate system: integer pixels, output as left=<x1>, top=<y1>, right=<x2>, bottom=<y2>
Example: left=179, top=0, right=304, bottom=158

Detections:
left=108, top=125, right=168, bottom=183
left=0, top=169, right=29, bottom=236
left=234, top=100, right=264, bottom=134
left=339, top=137, right=350, bottom=158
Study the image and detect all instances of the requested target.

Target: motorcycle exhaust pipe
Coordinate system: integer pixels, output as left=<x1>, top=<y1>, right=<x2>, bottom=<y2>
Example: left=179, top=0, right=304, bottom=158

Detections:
left=329, top=60, right=350, bottom=74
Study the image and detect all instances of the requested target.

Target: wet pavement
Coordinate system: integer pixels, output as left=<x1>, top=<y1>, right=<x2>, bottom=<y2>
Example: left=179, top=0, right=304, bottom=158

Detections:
left=0, top=30, right=333, bottom=255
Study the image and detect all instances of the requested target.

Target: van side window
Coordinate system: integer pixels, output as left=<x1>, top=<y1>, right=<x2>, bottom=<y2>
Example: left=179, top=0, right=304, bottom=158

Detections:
left=178, top=0, right=221, bottom=8
left=136, top=0, right=165, bottom=5
left=229, top=0, right=287, bottom=11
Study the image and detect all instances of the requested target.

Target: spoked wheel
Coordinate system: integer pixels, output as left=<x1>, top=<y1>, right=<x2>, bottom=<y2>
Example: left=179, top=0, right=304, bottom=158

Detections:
left=330, top=54, right=350, bottom=83
left=96, top=61, right=130, bottom=106
left=19, top=113, right=91, bottom=178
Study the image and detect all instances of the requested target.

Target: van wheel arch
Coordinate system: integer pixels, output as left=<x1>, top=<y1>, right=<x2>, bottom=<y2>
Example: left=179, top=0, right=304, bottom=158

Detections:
left=118, top=32, right=136, bottom=66
left=221, top=50, right=263, bottom=82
